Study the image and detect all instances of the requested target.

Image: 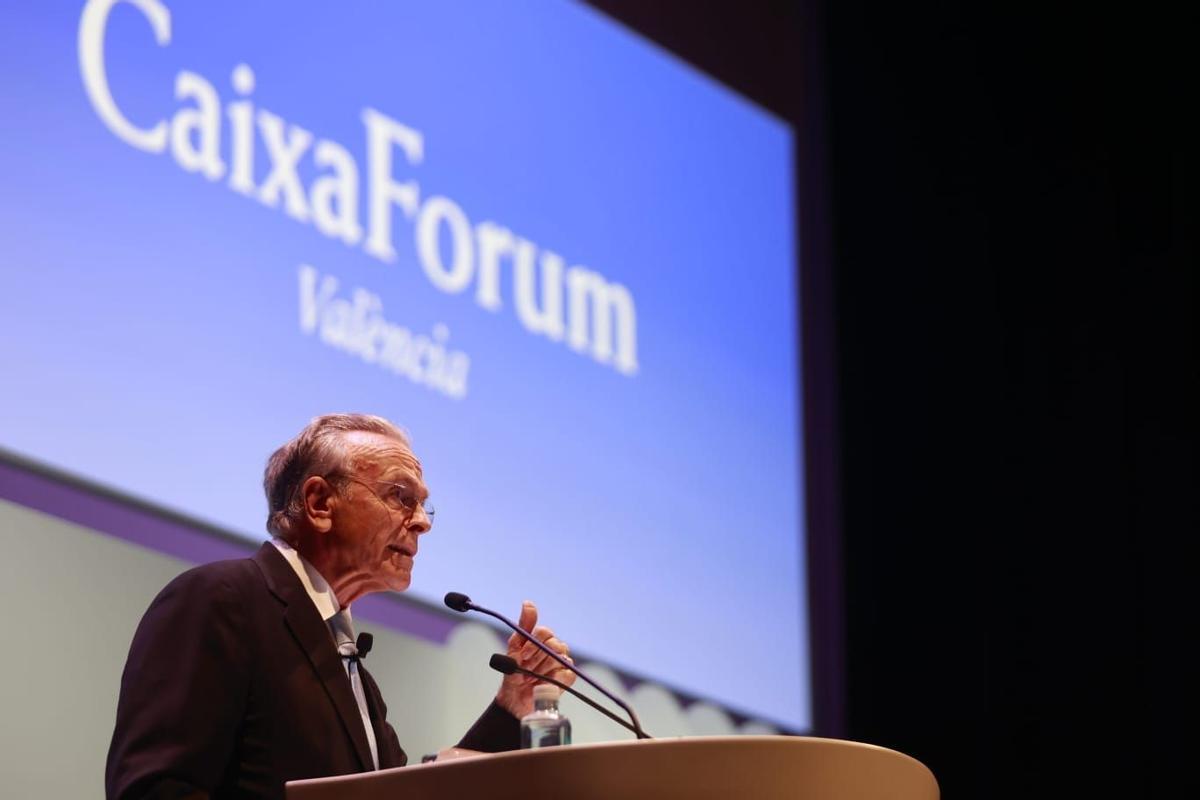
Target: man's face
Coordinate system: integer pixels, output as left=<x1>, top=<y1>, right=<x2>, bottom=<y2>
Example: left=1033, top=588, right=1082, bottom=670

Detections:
left=328, top=431, right=432, bottom=594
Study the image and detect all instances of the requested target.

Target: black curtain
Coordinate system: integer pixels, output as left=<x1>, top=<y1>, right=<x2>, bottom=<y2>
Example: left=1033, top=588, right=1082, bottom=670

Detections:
left=587, top=2, right=1188, bottom=796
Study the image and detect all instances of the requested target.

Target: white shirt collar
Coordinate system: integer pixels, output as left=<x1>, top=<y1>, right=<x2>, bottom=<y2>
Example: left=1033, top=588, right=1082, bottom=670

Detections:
left=270, top=537, right=347, bottom=624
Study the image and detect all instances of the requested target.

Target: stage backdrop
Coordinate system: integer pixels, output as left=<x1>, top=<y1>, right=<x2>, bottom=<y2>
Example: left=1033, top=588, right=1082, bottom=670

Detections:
left=0, top=0, right=809, bottom=750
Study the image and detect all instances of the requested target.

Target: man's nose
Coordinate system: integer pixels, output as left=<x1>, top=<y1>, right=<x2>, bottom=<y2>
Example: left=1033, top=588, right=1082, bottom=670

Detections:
left=407, top=505, right=432, bottom=534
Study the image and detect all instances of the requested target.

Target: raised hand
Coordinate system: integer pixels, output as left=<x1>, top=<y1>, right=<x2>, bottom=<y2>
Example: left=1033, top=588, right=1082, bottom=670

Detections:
left=494, top=600, right=576, bottom=718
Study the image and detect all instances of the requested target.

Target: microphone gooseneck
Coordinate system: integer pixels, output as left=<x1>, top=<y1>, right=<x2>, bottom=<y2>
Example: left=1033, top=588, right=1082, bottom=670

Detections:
left=444, top=591, right=650, bottom=739
left=488, top=654, right=642, bottom=737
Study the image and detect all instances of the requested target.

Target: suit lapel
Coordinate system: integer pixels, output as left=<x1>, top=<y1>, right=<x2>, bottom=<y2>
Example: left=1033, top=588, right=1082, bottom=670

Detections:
left=360, top=666, right=403, bottom=768
left=253, top=543, right=375, bottom=772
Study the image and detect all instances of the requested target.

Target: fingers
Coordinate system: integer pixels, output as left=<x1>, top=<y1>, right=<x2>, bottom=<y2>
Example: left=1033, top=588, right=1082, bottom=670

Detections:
left=506, top=609, right=571, bottom=681
left=549, top=666, right=578, bottom=688
left=522, top=648, right=570, bottom=678
left=542, top=632, right=570, bottom=662
left=517, top=633, right=554, bottom=666
left=518, top=625, right=568, bottom=661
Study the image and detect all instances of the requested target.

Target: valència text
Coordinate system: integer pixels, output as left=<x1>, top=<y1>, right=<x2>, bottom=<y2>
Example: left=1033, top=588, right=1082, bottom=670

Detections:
left=78, top=0, right=640, bottom=378
left=299, top=265, right=470, bottom=399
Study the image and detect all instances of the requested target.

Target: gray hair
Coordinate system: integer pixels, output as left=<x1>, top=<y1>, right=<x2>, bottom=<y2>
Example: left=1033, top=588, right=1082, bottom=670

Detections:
left=263, top=413, right=409, bottom=539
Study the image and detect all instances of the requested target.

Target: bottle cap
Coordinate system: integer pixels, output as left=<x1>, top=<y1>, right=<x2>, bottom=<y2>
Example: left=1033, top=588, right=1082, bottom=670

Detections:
left=533, top=683, right=562, bottom=701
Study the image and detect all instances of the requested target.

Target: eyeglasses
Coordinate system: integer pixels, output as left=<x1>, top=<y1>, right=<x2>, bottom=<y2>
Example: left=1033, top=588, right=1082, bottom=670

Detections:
left=338, top=475, right=435, bottom=525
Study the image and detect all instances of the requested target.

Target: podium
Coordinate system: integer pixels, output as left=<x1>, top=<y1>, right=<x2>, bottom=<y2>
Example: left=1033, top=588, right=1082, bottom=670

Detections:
left=286, top=736, right=939, bottom=800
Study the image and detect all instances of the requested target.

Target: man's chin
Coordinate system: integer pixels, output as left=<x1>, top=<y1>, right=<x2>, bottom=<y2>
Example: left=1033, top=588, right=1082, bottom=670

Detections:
left=382, top=567, right=412, bottom=593
left=376, top=552, right=413, bottom=592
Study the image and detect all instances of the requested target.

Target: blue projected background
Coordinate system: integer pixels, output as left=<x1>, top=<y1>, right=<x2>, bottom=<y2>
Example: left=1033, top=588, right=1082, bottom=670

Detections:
left=0, top=1, right=807, bottom=729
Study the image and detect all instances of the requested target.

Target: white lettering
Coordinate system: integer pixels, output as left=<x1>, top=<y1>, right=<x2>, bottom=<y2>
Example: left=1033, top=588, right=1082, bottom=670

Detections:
left=79, top=4, right=641, bottom=380
left=474, top=221, right=513, bottom=312
left=257, top=111, right=312, bottom=221
left=515, top=246, right=565, bottom=341
left=310, top=140, right=362, bottom=246
left=298, top=265, right=470, bottom=399
left=415, top=196, right=474, bottom=294
left=361, top=107, right=423, bottom=262
left=566, top=266, right=639, bottom=375
left=78, top=0, right=170, bottom=153
left=170, top=71, right=225, bottom=180
left=226, top=63, right=256, bottom=195
left=298, top=264, right=338, bottom=332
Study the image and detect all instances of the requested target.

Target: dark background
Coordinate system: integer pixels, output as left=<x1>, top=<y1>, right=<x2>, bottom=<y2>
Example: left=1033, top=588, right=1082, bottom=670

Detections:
left=587, top=1, right=1188, bottom=797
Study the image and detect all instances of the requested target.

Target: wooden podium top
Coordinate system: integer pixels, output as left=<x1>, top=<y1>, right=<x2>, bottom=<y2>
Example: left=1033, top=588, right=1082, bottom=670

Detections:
left=286, top=735, right=939, bottom=800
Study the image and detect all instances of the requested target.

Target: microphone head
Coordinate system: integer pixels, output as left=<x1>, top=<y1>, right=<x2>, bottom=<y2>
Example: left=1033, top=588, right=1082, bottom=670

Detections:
left=444, top=592, right=473, bottom=612
left=355, top=632, right=373, bottom=658
left=489, top=653, right=519, bottom=675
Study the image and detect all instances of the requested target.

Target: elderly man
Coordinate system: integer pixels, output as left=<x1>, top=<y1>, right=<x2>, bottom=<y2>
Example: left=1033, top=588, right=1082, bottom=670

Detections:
left=106, top=414, right=573, bottom=799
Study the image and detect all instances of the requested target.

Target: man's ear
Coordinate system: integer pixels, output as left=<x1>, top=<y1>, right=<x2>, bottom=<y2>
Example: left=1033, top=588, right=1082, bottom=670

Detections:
left=300, top=475, right=337, bottom=534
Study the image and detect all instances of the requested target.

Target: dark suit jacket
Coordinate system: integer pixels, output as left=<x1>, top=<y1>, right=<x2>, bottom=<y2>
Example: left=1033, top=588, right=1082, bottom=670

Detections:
left=106, top=543, right=518, bottom=799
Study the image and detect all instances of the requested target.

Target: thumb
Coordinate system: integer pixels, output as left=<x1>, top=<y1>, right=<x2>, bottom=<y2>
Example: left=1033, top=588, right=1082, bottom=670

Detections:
left=517, top=600, right=537, bottom=633
left=507, top=600, right=538, bottom=655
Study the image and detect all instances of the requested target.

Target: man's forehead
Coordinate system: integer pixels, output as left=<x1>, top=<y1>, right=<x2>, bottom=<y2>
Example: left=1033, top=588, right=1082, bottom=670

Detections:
left=343, top=431, right=423, bottom=476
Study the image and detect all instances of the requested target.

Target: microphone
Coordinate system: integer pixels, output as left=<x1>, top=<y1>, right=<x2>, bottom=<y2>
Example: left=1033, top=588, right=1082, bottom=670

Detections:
left=355, top=632, right=373, bottom=659
left=444, top=591, right=650, bottom=739
left=488, top=654, right=643, bottom=738
left=444, top=591, right=472, bottom=613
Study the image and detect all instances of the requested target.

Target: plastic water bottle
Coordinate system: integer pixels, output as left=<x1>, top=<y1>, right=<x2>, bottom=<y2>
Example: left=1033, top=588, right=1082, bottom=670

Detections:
left=521, top=684, right=572, bottom=749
